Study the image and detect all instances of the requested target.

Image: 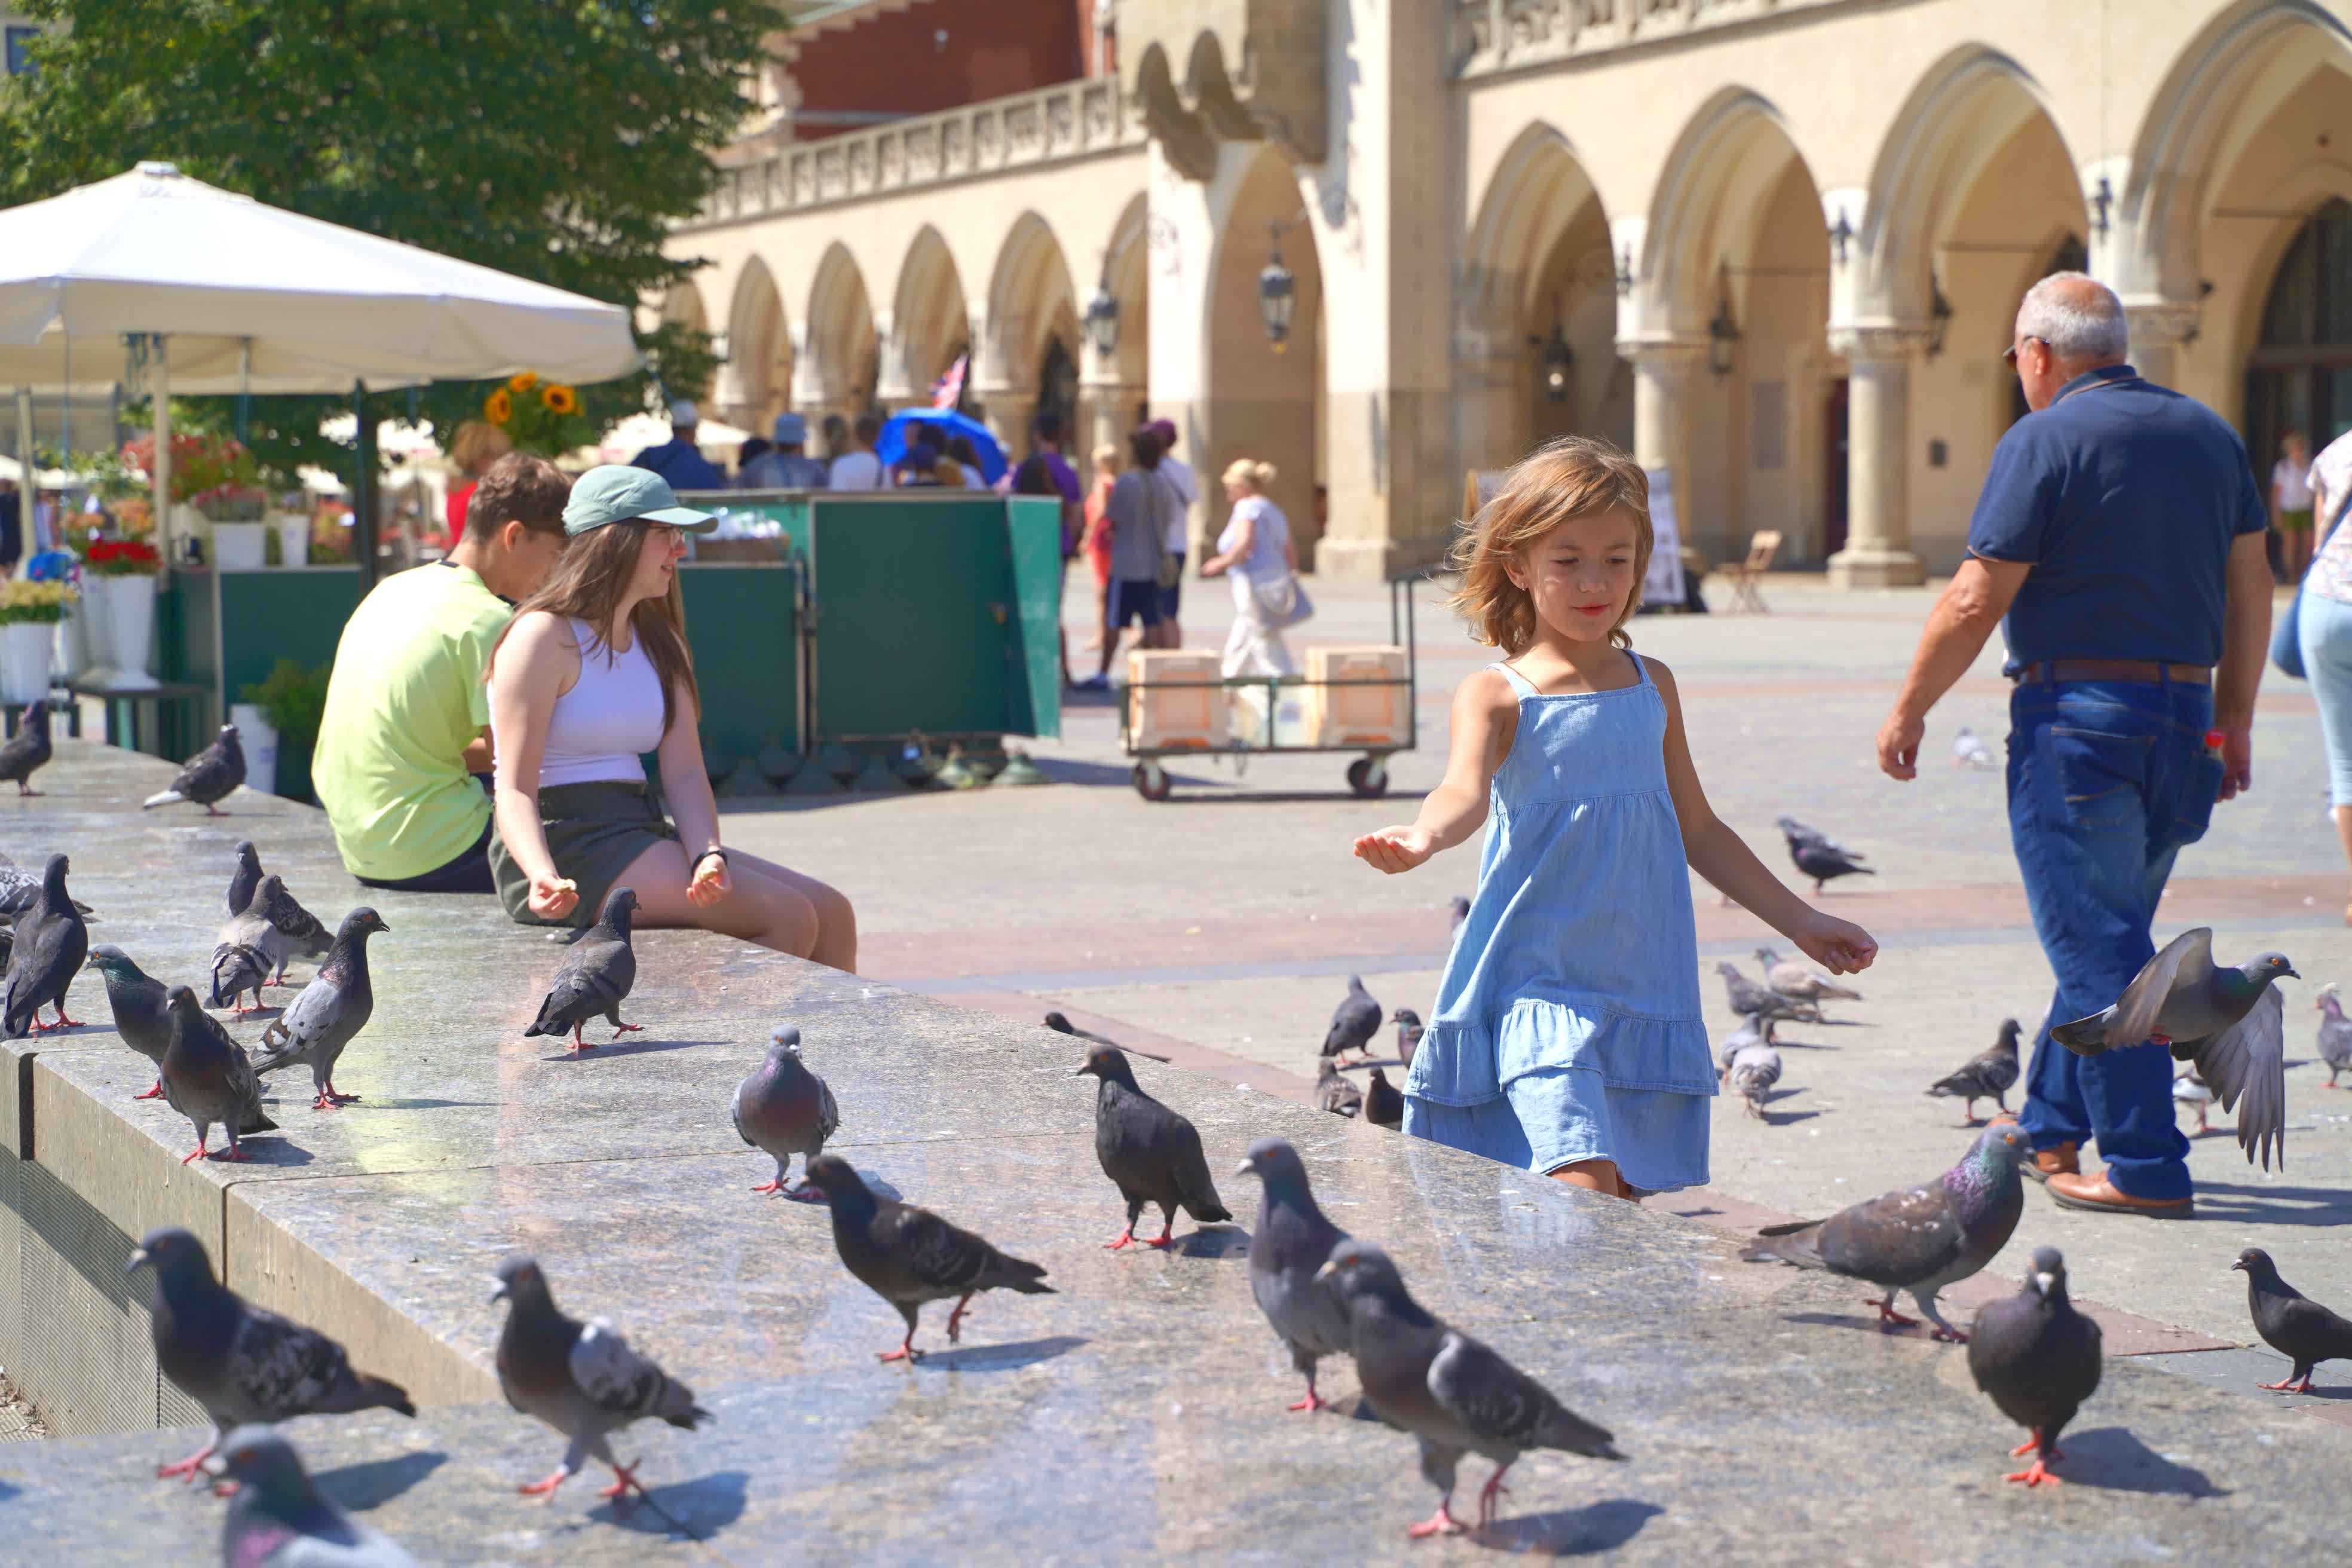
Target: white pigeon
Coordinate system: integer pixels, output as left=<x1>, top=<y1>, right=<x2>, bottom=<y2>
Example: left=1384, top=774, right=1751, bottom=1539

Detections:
left=1952, top=726, right=1996, bottom=769
left=2173, top=1060, right=2216, bottom=1136
left=1726, top=1041, right=1783, bottom=1119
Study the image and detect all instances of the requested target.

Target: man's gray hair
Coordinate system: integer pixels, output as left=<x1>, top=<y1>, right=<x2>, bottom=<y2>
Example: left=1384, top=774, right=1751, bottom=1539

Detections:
left=2016, top=272, right=2129, bottom=363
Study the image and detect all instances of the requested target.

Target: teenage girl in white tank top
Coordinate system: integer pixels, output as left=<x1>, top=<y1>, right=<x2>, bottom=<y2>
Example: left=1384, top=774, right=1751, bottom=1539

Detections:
left=486, top=467, right=858, bottom=969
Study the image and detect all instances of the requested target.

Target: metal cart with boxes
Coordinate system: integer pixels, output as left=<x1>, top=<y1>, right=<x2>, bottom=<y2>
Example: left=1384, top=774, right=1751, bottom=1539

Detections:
left=1118, top=575, right=1420, bottom=801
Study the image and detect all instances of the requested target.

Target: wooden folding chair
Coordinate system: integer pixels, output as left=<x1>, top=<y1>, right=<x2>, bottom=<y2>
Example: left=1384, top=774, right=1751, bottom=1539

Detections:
left=1723, top=529, right=1782, bottom=612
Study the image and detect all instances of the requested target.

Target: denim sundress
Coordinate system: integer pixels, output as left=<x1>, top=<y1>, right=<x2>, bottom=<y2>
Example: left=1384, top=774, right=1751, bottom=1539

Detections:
left=1401, top=655, right=1716, bottom=1192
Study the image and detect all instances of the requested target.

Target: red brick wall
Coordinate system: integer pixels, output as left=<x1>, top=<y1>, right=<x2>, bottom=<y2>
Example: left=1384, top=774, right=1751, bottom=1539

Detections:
left=790, top=0, right=1090, bottom=136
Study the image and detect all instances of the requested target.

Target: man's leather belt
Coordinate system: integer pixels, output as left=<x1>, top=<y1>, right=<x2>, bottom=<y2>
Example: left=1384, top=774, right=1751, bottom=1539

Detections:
left=2010, top=660, right=2211, bottom=685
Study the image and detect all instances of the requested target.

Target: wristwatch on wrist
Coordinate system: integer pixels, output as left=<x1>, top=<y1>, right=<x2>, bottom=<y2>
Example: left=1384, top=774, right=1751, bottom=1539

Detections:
left=697, top=847, right=728, bottom=869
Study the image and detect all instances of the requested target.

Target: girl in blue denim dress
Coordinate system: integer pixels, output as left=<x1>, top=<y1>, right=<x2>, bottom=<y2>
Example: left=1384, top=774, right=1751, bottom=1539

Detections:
left=1353, top=438, right=1877, bottom=1200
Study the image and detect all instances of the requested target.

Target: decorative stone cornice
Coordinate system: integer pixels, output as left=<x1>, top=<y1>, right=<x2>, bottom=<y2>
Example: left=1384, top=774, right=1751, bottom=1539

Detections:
left=1827, top=324, right=1928, bottom=363
left=1615, top=338, right=1706, bottom=371
left=2121, top=299, right=2201, bottom=347
left=1119, top=1, right=1328, bottom=183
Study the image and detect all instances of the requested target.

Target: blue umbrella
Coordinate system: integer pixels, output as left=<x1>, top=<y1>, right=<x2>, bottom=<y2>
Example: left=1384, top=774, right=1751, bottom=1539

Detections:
left=875, top=409, right=1007, bottom=485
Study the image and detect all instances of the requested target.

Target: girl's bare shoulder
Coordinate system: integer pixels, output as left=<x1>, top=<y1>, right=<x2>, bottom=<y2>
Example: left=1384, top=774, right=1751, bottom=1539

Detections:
left=1456, top=664, right=1519, bottom=710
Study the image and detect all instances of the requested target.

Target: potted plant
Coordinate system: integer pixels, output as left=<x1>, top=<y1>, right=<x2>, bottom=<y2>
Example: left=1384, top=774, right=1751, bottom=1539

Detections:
left=483, top=372, right=595, bottom=458
left=122, top=428, right=265, bottom=565
left=0, top=579, right=78, bottom=705
left=79, top=536, right=163, bottom=690
left=237, top=657, right=330, bottom=800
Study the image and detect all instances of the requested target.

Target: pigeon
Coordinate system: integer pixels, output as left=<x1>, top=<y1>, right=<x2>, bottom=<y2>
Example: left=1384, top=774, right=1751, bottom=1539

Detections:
left=2235, top=1247, right=2352, bottom=1394
left=1965, top=1246, right=2101, bottom=1488
left=1392, top=1007, right=1424, bottom=1069
left=1074, top=1042, right=1232, bottom=1250
left=0, top=923, right=10, bottom=972
left=492, top=1255, right=710, bottom=1500
left=733, top=1024, right=840, bottom=1199
left=84, top=944, right=173, bottom=1100
left=1315, top=1239, right=1624, bottom=1538
left=252, top=908, right=388, bottom=1110
left=206, top=1425, right=421, bottom=1567
left=226, top=840, right=264, bottom=921
left=1717, top=1012, right=1778, bottom=1078
left=1448, top=895, right=1469, bottom=936
left=0, top=700, right=50, bottom=795
left=1952, top=725, right=1995, bottom=768
left=1726, top=1040, right=1781, bottom=1119
left=1316, top=1057, right=1362, bottom=1118
left=0, top=856, right=93, bottom=920
left=1743, top=1125, right=2030, bottom=1342
left=1925, top=1019, right=2023, bottom=1126
left=246, top=874, right=333, bottom=987
left=2049, top=929, right=2296, bottom=1170
left=209, top=934, right=273, bottom=1016
left=1322, top=974, right=1382, bottom=1065
left=2173, top=1060, right=2216, bottom=1135
left=142, top=722, right=246, bottom=814
left=800, top=1153, right=1054, bottom=1362
left=2, top=853, right=88, bottom=1038
left=1236, top=1138, right=1352, bottom=1412
left=127, top=1227, right=413, bottom=1483
left=1777, top=816, right=1873, bottom=893
left=1365, top=1067, right=1404, bottom=1129
left=159, top=985, right=278, bottom=1163
left=1042, top=1010, right=1169, bottom=1062
left=523, top=887, right=641, bottom=1051
left=2316, top=986, right=2352, bottom=1088
left=1716, top=962, right=1815, bottom=1025
left=1755, top=947, right=1861, bottom=1013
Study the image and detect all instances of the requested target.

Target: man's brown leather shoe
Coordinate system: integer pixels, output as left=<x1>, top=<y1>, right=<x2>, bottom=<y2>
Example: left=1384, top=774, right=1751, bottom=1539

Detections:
left=2022, top=1142, right=2078, bottom=1184
left=2045, top=1171, right=2194, bottom=1218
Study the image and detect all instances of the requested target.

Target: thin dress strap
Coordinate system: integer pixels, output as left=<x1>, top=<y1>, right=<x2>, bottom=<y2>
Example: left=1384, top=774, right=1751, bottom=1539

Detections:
left=1627, top=651, right=1650, bottom=688
left=1489, top=661, right=1538, bottom=698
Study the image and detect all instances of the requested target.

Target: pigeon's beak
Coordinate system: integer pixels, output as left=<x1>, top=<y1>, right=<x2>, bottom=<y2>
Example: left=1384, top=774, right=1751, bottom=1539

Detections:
left=489, top=1281, right=509, bottom=1304
left=2284, top=964, right=2302, bottom=979
left=2230, top=1259, right=2247, bottom=1273
left=1071, top=1063, right=1093, bottom=1077
left=1312, top=1260, right=1338, bottom=1285
left=1232, top=1157, right=1257, bottom=1180
left=2032, top=1271, right=2056, bottom=1298
left=125, top=1249, right=149, bottom=1277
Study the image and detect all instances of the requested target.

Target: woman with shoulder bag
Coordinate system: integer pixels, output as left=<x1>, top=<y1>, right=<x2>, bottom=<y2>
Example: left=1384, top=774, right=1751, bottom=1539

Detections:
left=1199, top=458, right=1307, bottom=678
left=2291, top=431, right=2352, bottom=924
left=1076, top=426, right=1177, bottom=688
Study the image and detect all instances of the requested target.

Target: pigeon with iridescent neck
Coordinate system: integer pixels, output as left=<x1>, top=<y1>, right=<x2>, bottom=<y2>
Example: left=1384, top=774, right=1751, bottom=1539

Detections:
left=253, top=908, right=389, bottom=1110
left=208, top=1425, right=420, bottom=1566
left=1743, top=1125, right=2029, bottom=1342
left=1926, top=1018, right=2022, bottom=1126
left=0, top=700, right=50, bottom=795
left=2050, top=929, right=2296, bottom=1170
left=84, top=944, right=173, bottom=1100
left=1966, top=1246, right=2100, bottom=1488
left=2, top=853, right=87, bottom=1038
left=733, top=1024, right=840, bottom=1198
left=1237, top=1138, right=1351, bottom=1413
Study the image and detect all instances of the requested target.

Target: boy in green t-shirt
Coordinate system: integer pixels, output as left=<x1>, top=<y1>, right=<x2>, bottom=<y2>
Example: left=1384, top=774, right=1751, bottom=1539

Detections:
left=313, top=455, right=571, bottom=891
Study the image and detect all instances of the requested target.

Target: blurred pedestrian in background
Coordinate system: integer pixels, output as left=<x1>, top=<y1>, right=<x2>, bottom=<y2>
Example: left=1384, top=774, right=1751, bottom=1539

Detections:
left=829, top=413, right=886, bottom=491
left=2273, top=430, right=2314, bottom=580
left=629, top=399, right=727, bottom=492
left=895, top=437, right=945, bottom=488
left=943, top=434, right=988, bottom=489
left=1077, top=425, right=1179, bottom=688
left=2297, top=427, right=2352, bottom=924
left=1082, top=442, right=1119, bottom=653
left=0, top=477, right=19, bottom=579
left=737, top=412, right=829, bottom=489
left=442, top=418, right=513, bottom=549
left=1010, top=411, right=1084, bottom=685
left=1199, top=458, right=1304, bottom=678
left=1146, top=418, right=1195, bottom=645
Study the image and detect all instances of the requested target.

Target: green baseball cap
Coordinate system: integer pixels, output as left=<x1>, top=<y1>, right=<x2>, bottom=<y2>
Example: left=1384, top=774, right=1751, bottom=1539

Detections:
left=562, top=465, right=719, bottom=536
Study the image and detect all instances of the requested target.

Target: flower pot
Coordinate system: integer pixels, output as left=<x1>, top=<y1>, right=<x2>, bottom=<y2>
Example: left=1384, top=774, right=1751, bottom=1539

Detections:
left=229, top=702, right=280, bottom=797
left=0, top=621, right=55, bottom=705
left=270, top=514, right=311, bottom=568
left=53, top=591, right=93, bottom=682
left=93, top=574, right=159, bottom=691
left=75, top=575, right=118, bottom=686
left=212, top=522, right=268, bottom=571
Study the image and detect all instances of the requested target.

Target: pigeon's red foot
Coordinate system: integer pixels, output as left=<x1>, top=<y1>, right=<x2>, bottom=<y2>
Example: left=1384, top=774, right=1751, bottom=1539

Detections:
left=597, top=1461, right=644, bottom=1502
left=517, top=1468, right=571, bottom=1498
left=180, top=1144, right=209, bottom=1165
left=944, top=1293, right=974, bottom=1344
left=1475, top=1464, right=1514, bottom=1529
left=2258, top=1374, right=2314, bottom=1393
left=1866, top=1296, right=1921, bottom=1328
left=323, top=1085, right=361, bottom=1104
left=264, top=978, right=292, bottom=988
left=1286, top=1388, right=1330, bottom=1413
left=876, top=1345, right=925, bottom=1364
left=1141, top=1221, right=1178, bottom=1251
left=155, top=1441, right=217, bottom=1482
left=310, top=1095, right=343, bottom=1112
left=750, top=1179, right=787, bottom=1195
left=1103, top=1229, right=1138, bottom=1251
left=2003, top=1458, right=2063, bottom=1487
left=2008, top=1436, right=2066, bottom=1459
left=47, top=1006, right=81, bottom=1029
left=1929, top=1326, right=1970, bottom=1345
left=204, top=805, right=228, bottom=817
left=208, top=1144, right=252, bottom=1163
left=611, top=1022, right=644, bottom=1038
left=1407, top=1502, right=1467, bottom=1539
left=134, top=1080, right=164, bottom=1101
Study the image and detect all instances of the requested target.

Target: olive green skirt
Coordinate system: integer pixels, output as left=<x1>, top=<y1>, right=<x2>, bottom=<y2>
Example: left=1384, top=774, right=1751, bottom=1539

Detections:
left=491, top=779, right=678, bottom=929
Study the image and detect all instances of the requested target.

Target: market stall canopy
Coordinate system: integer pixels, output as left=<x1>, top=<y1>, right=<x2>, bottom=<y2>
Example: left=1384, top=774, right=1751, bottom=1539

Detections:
left=0, top=163, right=641, bottom=392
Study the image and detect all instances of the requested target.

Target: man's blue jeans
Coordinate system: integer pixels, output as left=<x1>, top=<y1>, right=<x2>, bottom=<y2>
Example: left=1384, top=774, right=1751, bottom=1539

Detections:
left=2007, top=675, right=2225, bottom=1201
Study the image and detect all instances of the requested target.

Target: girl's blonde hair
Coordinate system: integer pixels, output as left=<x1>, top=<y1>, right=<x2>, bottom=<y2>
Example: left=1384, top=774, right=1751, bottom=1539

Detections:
left=1449, top=435, right=1652, bottom=653
left=449, top=419, right=513, bottom=476
left=1221, top=457, right=1277, bottom=491
left=1091, top=442, right=1120, bottom=473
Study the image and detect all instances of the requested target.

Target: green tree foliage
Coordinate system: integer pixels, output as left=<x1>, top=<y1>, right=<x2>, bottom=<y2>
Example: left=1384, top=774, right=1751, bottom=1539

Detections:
left=0, top=1, right=777, bottom=480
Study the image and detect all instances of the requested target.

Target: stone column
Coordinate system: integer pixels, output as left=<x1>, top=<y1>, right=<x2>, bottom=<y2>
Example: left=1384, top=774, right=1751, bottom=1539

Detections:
left=1621, top=339, right=1702, bottom=534
left=2122, top=299, right=2198, bottom=391
left=872, top=312, right=919, bottom=405
left=1825, top=326, right=1927, bottom=589
left=1081, top=377, right=1144, bottom=462
left=978, top=388, right=1036, bottom=463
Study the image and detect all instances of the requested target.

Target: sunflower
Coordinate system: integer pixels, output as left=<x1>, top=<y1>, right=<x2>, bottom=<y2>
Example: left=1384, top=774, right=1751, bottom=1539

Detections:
left=484, top=388, right=513, bottom=424
left=506, top=370, right=541, bottom=394
left=541, top=383, right=580, bottom=415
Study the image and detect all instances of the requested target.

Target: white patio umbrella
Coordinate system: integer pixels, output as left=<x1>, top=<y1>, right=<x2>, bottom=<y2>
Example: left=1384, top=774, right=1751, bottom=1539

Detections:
left=0, top=161, right=641, bottom=563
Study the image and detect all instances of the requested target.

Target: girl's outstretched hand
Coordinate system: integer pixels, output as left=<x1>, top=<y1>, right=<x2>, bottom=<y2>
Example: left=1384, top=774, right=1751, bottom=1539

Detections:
left=1354, top=826, right=1435, bottom=874
left=1793, top=909, right=1878, bottom=976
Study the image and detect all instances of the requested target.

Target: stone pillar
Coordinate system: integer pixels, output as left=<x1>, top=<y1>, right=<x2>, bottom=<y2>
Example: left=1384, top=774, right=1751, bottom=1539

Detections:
left=1451, top=321, right=1528, bottom=493
left=2122, top=299, right=2198, bottom=391
left=872, top=312, right=918, bottom=405
left=1081, top=378, right=1144, bottom=462
left=1622, top=339, right=1701, bottom=533
left=978, top=388, right=1036, bottom=462
left=1825, top=326, right=1927, bottom=589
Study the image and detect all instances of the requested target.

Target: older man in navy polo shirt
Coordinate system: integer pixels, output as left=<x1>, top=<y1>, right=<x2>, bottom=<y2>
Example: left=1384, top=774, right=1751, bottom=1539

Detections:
left=1876, top=272, right=2271, bottom=1219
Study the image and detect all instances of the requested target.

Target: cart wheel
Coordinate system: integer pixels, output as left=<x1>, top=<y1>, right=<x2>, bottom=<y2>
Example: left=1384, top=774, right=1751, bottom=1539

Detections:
left=1132, top=761, right=1172, bottom=801
left=1346, top=757, right=1389, bottom=798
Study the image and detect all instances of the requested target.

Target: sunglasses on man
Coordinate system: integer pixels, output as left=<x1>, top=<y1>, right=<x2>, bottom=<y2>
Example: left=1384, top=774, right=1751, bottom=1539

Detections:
left=2002, top=335, right=2047, bottom=369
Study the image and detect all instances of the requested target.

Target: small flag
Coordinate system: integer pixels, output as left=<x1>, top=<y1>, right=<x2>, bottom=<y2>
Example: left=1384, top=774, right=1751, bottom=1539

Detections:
left=930, top=354, right=967, bottom=411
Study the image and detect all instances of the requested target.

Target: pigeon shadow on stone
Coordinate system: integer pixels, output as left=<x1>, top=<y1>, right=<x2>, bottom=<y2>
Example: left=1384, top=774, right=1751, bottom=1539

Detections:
left=2186, top=1181, right=2352, bottom=1227
left=536, top=1036, right=715, bottom=1064
left=354, top=1097, right=492, bottom=1111
left=1759, top=1102, right=1820, bottom=1128
left=1165, top=1224, right=1251, bottom=1260
left=911, top=1334, right=1089, bottom=1373
left=1780, top=1310, right=1947, bottom=1340
left=311, top=1450, right=447, bottom=1510
left=1474, top=1497, right=1665, bottom=1556
left=589, top=1467, right=749, bottom=1540
left=2034, top=1429, right=2227, bottom=1496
